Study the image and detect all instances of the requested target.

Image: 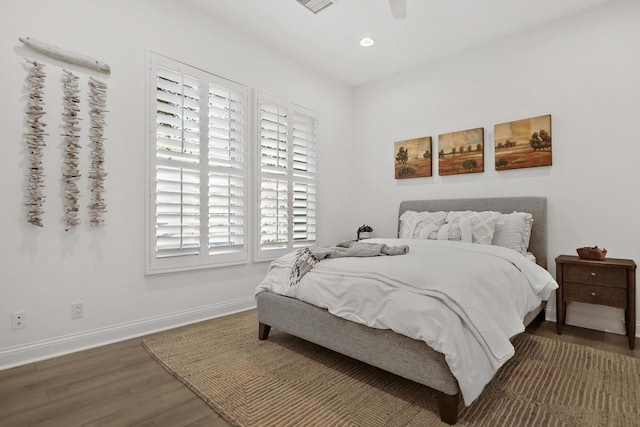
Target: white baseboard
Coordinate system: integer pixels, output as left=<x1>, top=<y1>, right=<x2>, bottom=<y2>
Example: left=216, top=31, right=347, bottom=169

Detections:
left=545, top=305, right=638, bottom=336
left=0, top=296, right=256, bottom=371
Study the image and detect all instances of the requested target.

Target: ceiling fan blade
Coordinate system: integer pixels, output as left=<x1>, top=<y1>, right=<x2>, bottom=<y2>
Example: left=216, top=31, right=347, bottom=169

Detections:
left=389, top=0, right=407, bottom=19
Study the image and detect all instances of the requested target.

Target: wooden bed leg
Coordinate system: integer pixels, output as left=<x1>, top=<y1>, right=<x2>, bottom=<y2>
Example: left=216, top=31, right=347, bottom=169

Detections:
left=436, top=391, right=459, bottom=425
left=258, top=322, right=271, bottom=340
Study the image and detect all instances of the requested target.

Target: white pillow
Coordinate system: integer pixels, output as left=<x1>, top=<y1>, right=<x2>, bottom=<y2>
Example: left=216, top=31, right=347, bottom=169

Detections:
left=446, top=210, right=501, bottom=245
left=399, top=210, right=420, bottom=238
left=436, top=220, right=472, bottom=243
left=399, top=210, right=447, bottom=239
left=413, top=211, right=447, bottom=238
left=417, top=223, right=440, bottom=240
left=492, top=211, right=534, bottom=255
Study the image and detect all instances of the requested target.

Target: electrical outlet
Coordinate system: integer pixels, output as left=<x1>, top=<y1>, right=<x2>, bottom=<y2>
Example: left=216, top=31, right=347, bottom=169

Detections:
left=71, top=302, right=84, bottom=319
left=12, top=311, right=26, bottom=330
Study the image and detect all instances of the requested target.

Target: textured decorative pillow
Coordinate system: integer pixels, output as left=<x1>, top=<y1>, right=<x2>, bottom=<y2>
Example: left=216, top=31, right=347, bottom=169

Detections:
left=436, top=220, right=472, bottom=243
left=399, top=210, right=419, bottom=238
left=446, top=210, right=500, bottom=245
left=492, top=211, right=534, bottom=255
left=417, top=223, right=440, bottom=240
left=412, top=211, right=447, bottom=239
left=399, top=210, right=447, bottom=239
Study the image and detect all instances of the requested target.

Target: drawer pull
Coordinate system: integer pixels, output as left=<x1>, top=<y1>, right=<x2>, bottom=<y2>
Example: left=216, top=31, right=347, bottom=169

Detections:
left=590, top=292, right=596, bottom=296
left=590, top=272, right=597, bottom=277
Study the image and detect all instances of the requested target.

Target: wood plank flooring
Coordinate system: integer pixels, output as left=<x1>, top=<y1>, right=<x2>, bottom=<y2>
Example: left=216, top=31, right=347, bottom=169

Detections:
left=0, top=312, right=637, bottom=426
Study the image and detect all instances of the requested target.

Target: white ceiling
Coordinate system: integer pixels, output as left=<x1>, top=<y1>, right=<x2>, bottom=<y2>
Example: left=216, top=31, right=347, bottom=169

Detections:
left=181, top=0, right=618, bottom=87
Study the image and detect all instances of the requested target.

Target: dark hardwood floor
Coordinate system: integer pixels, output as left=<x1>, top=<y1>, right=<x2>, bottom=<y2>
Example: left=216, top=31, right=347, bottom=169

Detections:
left=525, top=316, right=639, bottom=359
left=0, top=312, right=637, bottom=426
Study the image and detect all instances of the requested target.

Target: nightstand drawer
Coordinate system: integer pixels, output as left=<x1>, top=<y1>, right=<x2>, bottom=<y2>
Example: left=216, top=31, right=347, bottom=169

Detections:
left=564, top=282, right=626, bottom=308
left=564, top=264, right=627, bottom=288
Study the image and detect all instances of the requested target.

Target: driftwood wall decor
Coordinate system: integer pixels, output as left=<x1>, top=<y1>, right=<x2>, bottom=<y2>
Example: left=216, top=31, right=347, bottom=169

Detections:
left=19, top=37, right=111, bottom=74
left=61, top=70, right=82, bottom=230
left=87, top=77, right=108, bottom=226
left=21, top=37, right=110, bottom=229
left=24, top=60, right=48, bottom=227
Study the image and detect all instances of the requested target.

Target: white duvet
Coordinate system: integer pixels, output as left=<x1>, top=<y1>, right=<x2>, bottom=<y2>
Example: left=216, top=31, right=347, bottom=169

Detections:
left=255, top=238, right=558, bottom=405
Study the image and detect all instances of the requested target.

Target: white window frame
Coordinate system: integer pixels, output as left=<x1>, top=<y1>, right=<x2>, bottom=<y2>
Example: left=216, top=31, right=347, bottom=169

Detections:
left=145, top=52, right=249, bottom=274
left=255, top=91, right=318, bottom=262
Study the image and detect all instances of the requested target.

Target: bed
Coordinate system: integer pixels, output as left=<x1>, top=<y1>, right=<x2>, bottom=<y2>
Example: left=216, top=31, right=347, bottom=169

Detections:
left=255, top=197, right=551, bottom=424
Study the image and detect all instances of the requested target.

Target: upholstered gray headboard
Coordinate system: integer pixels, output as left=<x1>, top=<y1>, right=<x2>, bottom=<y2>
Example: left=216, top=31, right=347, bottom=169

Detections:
left=398, top=197, right=548, bottom=269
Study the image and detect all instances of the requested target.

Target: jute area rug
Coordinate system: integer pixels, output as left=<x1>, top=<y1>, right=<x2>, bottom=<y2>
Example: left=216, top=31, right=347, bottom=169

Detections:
left=143, top=310, right=640, bottom=426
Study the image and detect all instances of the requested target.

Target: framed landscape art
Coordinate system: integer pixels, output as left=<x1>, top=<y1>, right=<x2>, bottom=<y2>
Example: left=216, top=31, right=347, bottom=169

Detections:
left=394, top=136, right=432, bottom=179
left=494, top=114, right=552, bottom=170
left=437, top=128, right=484, bottom=176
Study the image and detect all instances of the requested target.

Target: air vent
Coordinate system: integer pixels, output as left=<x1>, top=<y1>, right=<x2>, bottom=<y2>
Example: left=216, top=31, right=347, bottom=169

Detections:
left=296, top=0, right=335, bottom=14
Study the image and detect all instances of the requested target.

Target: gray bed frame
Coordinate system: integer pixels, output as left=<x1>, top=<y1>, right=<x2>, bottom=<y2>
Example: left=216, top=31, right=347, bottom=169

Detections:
left=256, top=197, right=547, bottom=424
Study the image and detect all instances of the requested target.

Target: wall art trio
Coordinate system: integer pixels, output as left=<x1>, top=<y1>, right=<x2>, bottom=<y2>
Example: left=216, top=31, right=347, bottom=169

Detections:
left=394, top=114, right=552, bottom=179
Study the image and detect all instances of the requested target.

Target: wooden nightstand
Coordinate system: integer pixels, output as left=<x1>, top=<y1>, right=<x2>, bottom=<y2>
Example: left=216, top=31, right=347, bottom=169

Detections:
left=555, top=255, right=636, bottom=349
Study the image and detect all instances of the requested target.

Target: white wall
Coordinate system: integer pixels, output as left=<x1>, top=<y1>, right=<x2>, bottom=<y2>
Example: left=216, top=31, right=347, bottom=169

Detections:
left=0, top=0, right=354, bottom=368
left=351, top=0, right=640, bottom=335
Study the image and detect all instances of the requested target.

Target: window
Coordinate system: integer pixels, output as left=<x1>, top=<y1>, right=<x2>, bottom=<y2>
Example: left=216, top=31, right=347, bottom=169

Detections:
left=146, top=53, right=248, bottom=273
left=256, top=92, right=318, bottom=260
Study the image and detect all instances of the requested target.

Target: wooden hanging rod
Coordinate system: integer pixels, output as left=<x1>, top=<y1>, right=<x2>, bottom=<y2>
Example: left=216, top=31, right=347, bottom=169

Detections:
left=19, top=37, right=111, bottom=74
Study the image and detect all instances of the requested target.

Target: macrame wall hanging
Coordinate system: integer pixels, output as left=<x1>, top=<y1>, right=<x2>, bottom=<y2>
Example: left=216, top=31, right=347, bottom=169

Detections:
left=20, top=37, right=110, bottom=229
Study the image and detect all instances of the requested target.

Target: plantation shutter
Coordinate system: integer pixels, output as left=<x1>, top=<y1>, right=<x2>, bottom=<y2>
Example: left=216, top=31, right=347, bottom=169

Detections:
left=148, top=53, right=248, bottom=273
left=259, top=101, right=289, bottom=251
left=257, top=92, right=318, bottom=260
left=155, top=66, right=202, bottom=259
left=208, top=83, right=246, bottom=255
left=291, top=111, right=317, bottom=246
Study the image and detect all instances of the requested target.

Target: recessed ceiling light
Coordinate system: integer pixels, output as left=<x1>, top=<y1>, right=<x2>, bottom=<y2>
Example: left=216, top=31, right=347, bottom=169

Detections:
left=359, top=37, right=375, bottom=47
